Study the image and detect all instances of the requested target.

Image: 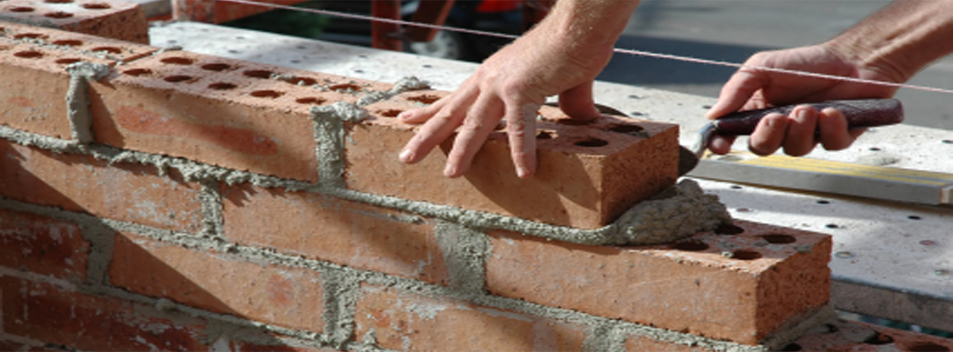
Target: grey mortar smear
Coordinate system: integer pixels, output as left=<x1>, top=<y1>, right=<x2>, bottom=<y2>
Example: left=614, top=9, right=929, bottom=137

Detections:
left=65, top=62, right=110, bottom=145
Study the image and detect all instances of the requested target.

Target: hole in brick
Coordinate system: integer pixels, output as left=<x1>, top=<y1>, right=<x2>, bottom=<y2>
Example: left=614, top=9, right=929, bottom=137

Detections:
left=296, top=97, right=325, bottom=105
left=574, top=138, right=609, bottom=148
left=208, top=82, right=237, bottom=90
left=201, top=63, right=231, bottom=71
left=55, top=58, right=82, bottom=65
left=329, top=83, right=362, bottom=91
left=90, top=46, right=121, bottom=54
left=163, top=75, right=193, bottom=83
left=536, top=130, right=555, bottom=140
left=376, top=109, right=403, bottom=118
left=731, top=250, right=762, bottom=260
left=284, top=76, right=317, bottom=86
left=557, top=118, right=595, bottom=126
left=908, top=215, right=922, bottom=220
left=161, top=57, right=194, bottom=65
left=13, top=51, right=43, bottom=59
left=714, top=223, right=744, bottom=235
left=44, top=11, right=73, bottom=18
left=44, top=0, right=74, bottom=3
left=761, top=234, right=796, bottom=244
left=250, top=90, right=283, bottom=98
left=824, top=323, right=839, bottom=333
left=406, top=94, right=440, bottom=104
left=780, top=343, right=802, bottom=351
left=243, top=69, right=274, bottom=79
left=672, top=241, right=709, bottom=251
left=909, top=343, right=950, bottom=351
left=14, top=33, right=46, bottom=40
left=8, top=6, right=35, bottom=12
left=122, top=68, right=152, bottom=76
left=863, top=333, right=894, bottom=345
left=81, top=2, right=110, bottom=9
left=608, top=123, right=645, bottom=134
left=51, top=39, right=83, bottom=47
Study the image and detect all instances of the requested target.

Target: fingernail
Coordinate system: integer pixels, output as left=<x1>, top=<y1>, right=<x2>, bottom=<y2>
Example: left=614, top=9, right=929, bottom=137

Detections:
left=516, top=166, right=529, bottom=178
left=797, top=109, right=809, bottom=121
left=443, top=164, right=456, bottom=177
left=399, top=149, right=414, bottom=163
left=397, top=111, right=411, bottom=120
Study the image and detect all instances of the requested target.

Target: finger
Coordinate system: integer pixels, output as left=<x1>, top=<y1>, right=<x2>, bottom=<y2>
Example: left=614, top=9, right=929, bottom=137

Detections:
left=781, top=106, right=819, bottom=157
left=747, top=113, right=788, bottom=156
left=443, top=94, right=504, bottom=178
left=817, top=107, right=855, bottom=151
left=506, top=102, right=539, bottom=178
left=557, top=81, right=601, bottom=122
left=399, top=92, right=478, bottom=165
left=708, top=135, right=737, bottom=155
left=706, top=68, right=769, bottom=120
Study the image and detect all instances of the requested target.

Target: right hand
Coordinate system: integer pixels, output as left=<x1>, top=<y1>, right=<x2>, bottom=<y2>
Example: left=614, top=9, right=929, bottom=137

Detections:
left=706, top=44, right=901, bottom=156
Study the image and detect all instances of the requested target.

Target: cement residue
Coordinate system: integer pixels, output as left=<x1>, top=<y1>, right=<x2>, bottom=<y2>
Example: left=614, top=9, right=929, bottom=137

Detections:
left=604, top=179, right=732, bottom=245
left=312, top=102, right=368, bottom=189
left=65, top=62, right=110, bottom=144
left=321, top=268, right=360, bottom=348
left=434, top=221, right=489, bottom=294
left=356, top=76, right=431, bottom=106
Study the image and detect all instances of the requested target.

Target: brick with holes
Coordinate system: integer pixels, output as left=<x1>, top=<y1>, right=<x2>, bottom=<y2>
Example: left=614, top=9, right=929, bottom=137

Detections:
left=0, top=0, right=148, bottom=43
left=349, top=95, right=680, bottom=229
left=484, top=219, right=832, bottom=345
left=88, top=50, right=389, bottom=182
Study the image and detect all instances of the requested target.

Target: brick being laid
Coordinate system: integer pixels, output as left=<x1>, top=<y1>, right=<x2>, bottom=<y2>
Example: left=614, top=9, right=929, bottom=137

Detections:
left=0, top=0, right=148, bottom=43
left=349, top=94, right=681, bottom=229
left=484, top=219, right=832, bottom=345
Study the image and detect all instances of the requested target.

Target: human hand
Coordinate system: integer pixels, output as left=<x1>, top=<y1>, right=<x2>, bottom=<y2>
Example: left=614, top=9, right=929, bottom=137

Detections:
left=395, top=21, right=614, bottom=178
left=705, top=44, right=900, bottom=156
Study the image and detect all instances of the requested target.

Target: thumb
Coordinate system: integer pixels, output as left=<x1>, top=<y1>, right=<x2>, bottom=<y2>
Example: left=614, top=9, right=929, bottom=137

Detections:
left=707, top=69, right=768, bottom=120
left=557, top=81, right=601, bottom=122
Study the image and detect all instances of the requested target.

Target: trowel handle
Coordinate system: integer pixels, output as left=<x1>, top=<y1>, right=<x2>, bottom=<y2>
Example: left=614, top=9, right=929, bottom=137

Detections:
left=713, top=98, right=904, bottom=135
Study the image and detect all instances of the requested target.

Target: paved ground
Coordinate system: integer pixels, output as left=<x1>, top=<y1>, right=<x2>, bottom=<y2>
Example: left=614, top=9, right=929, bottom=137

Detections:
left=601, top=0, right=953, bottom=131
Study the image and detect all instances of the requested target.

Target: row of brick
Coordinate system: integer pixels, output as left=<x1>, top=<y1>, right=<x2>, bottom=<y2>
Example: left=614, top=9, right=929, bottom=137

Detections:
left=0, top=136, right=829, bottom=346
left=0, top=0, right=148, bottom=43
left=1, top=19, right=681, bottom=229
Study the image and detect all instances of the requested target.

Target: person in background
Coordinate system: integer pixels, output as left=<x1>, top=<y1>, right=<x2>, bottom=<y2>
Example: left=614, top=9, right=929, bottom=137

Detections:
left=397, top=0, right=953, bottom=178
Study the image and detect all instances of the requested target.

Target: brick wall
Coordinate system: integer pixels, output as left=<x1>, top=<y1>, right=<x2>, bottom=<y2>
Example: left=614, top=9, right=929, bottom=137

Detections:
left=5, top=4, right=949, bottom=352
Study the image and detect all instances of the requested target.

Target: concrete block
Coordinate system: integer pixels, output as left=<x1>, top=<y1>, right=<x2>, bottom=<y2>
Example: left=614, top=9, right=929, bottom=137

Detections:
left=484, top=220, right=832, bottom=345
left=0, top=0, right=148, bottom=43
left=108, top=231, right=326, bottom=333
left=349, top=93, right=680, bottom=229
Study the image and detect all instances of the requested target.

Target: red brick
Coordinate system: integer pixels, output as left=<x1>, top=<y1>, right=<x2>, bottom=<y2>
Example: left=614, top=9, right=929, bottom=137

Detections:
left=212, top=0, right=309, bottom=23
left=0, top=141, right=205, bottom=232
left=224, top=338, right=342, bottom=352
left=221, top=183, right=449, bottom=286
left=348, top=96, right=680, bottom=229
left=0, top=41, right=116, bottom=139
left=0, top=276, right=208, bottom=351
left=0, top=208, right=89, bottom=280
left=0, top=0, right=149, bottom=43
left=0, top=20, right=158, bottom=61
left=108, top=231, right=325, bottom=333
left=484, top=220, right=832, bottom=345
left=89, top=51, right=390, bottom=182
left=354, top=283, right=588, bottom=351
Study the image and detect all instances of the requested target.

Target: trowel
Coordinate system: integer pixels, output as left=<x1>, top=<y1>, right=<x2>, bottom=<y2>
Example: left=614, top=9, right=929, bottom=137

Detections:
left=590, top=99, right=905, bottom=176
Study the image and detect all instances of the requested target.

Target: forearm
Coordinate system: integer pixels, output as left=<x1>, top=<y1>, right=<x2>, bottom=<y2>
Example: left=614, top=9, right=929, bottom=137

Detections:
left=825, top=0, right=953, bottom=83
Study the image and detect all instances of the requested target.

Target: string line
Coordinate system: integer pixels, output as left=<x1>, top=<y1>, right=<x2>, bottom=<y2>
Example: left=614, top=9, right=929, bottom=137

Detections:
left=216, top=0, right=953, bottom=95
